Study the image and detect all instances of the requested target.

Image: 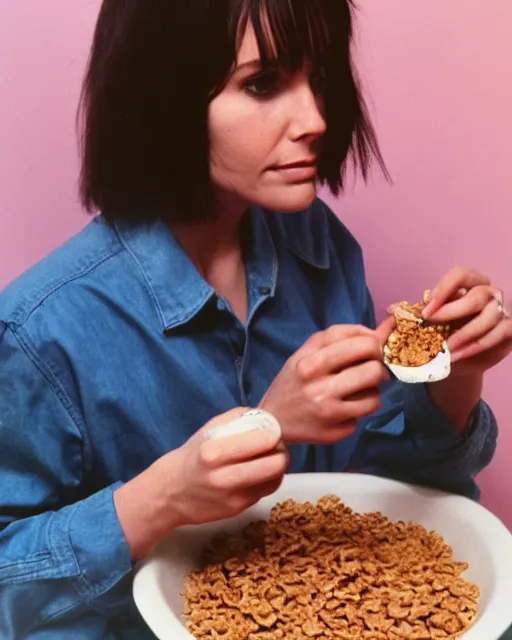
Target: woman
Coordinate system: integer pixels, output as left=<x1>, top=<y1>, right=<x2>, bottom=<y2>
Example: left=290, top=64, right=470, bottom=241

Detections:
left=0, top=0, right=510, bottom=638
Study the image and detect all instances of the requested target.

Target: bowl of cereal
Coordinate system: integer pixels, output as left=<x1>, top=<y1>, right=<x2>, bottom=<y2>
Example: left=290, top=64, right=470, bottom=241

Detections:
left=133, top=473, right=512, bottom=640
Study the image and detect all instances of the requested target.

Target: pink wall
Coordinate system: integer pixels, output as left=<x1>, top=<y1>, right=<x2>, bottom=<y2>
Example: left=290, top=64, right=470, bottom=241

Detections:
left=0, top=2, right=511, bottom=526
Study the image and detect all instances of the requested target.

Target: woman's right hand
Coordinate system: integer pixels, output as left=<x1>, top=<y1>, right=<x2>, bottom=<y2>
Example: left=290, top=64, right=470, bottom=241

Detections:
left=114, top=407, right=289, bottom=562
left=163, top=408, right=289, bottom=526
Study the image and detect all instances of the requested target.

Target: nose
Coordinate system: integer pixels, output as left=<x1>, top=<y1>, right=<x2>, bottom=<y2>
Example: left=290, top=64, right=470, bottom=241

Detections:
left=288, top=83, right=327, bottom=143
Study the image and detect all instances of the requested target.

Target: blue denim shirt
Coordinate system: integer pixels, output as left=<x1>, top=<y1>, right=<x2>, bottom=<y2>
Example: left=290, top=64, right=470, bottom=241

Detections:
left=0, top=198, right=497, bottom=639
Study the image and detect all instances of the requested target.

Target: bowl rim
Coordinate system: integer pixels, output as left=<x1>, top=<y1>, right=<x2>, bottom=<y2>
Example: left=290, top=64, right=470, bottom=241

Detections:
left=133, top=472, right=512, bottom=640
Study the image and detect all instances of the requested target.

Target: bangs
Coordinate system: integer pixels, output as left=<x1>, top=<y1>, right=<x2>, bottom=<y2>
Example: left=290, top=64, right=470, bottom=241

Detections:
left=235, top=0, right=342, bottom=74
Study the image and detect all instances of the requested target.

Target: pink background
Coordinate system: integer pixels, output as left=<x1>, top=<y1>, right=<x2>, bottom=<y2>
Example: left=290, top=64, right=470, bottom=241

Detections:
left=0, top=2, right=510, bottom=527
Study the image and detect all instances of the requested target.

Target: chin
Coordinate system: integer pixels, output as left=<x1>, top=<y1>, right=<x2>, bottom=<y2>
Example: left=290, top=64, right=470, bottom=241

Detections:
left=256, top=182, right=318, bottom=213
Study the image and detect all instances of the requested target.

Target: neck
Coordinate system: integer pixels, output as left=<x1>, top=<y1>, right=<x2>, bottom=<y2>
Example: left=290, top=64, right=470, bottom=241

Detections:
left=170, top=206, right=247, bottom=279
left=170, top=196, right=250, bottom=323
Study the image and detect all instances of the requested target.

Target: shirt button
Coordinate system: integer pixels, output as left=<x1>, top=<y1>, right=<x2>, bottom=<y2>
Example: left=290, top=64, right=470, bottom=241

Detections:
left=259, top=286, right=271, bottom=295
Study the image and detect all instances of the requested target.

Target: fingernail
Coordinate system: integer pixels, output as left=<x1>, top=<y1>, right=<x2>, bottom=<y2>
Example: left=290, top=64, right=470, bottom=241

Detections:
left=422, top=302, right=434, bottom=318
left=450, top=351, right=462, bottom=363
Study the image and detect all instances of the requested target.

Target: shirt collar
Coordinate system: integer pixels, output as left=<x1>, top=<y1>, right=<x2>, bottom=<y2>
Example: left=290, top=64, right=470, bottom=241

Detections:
left=113, top=216, right=213, bottom=332
left=113, top=208, right=278, bottom=332
left=261, top=198, right=331, bottom=271
left=113, top=199, right=330, bottom=332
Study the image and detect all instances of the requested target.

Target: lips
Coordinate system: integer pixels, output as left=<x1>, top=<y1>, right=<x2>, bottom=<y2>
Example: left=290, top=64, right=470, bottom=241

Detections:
left=272, top=158, right=317, bottom=170
left=267, top=160, right=318, bottom=184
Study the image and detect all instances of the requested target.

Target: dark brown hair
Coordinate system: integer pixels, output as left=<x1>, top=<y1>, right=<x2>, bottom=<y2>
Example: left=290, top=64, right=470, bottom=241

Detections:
left=78, top=0, right=387, bottom=223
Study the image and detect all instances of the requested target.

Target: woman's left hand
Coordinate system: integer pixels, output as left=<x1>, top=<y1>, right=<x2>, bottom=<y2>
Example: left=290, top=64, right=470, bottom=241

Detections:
left=422, top=266, right=512, bottom=376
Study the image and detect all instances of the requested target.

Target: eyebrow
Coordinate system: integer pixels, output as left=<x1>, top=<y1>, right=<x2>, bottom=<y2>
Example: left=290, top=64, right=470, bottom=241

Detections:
left=233, top=59, right=263, bottom=74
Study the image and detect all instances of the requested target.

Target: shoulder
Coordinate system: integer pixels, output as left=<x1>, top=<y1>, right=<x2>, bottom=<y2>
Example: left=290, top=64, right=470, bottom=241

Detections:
left=262, top=196, right=364, bottom=270
left=0, top=216, right=123, bottom=327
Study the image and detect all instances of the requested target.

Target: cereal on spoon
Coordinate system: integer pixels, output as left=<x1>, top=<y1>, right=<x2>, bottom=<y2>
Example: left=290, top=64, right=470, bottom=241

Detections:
left=384, top=291, right=453, bottom=384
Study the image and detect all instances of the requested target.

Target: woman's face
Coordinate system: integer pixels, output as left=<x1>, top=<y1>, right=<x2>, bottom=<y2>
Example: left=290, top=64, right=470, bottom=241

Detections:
left=208, top=21, right=327, bottom=215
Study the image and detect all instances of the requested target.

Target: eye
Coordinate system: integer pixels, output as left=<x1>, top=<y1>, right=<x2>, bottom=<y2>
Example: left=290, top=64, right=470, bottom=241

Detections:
left=243, top=70, right=282, bottom=98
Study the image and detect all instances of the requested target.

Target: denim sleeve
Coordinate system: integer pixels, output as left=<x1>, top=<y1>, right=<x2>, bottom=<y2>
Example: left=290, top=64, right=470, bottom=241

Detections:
left=0, top=323, right=133, bottom=638
left=347, top=287, right=498, bottom=500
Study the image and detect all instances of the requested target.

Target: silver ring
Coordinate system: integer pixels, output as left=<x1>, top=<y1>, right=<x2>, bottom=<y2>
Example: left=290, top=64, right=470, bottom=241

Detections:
left=496, top=297, right=511, bottom=320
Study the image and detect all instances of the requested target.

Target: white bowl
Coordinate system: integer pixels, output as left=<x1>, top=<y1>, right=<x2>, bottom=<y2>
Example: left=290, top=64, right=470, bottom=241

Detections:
left=133, top=473, right=512, bottom=640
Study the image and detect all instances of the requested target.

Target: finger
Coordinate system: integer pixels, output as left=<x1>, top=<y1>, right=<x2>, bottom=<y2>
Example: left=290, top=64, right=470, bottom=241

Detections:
left=453, top=339, right=512, bottom=374
left=300, top=324, right=375, bottom=355
left=426, top=286, right=496, bottom=324
left=340, top=389, right=381, bottom=419
left=318, top=388, right=381, bottom=424
left=332, top=361, right=389, bottom=398
left=225, top=476, right=287, bottom=515
left=199, top=425, right=282, bottom=468
left=301, top=420, right=358, bottom=445
left=447, top=297, right=502, bottom=352
left=275, top=439, right=288, bottom=454
left=375, top=316, right=396, bottom=346
left=423, top=267, right=490, bottom=318
left=211, top=449, right=289, bottom=491
left=311, top=420, right=357, bottom=444
left=297, top=335, right=382, bottom=380
left=451, top=317, right=512, bottom=362
left=245, top=476, right=286, bottom=502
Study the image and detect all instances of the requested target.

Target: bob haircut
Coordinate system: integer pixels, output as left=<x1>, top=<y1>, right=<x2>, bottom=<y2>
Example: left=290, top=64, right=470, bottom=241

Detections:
left=78, top=0, right=387, bottom=224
